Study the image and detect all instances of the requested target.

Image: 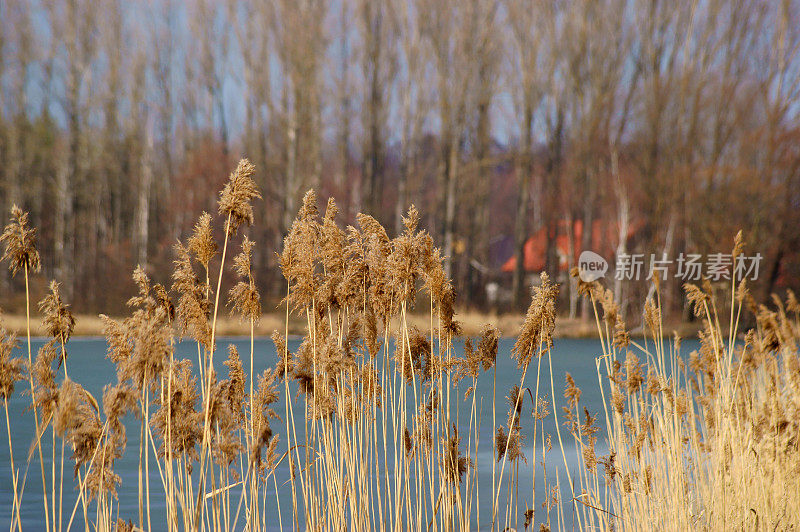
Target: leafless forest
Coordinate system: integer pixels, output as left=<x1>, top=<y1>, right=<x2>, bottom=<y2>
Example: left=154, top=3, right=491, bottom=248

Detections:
left=1, top=0, right=799, bottom=316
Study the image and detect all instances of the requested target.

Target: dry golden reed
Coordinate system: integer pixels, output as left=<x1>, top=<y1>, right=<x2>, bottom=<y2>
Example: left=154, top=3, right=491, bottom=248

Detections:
left=218, top=158, right=260, bottom=235
left=187, top=212, right=217, bottom=268
left=228, top=236, right=261, bottom=322
left=4, top=162, right=798, bottom=532
left=512, top=272, right=558, bottom=369
left=1, top=204, right=41, bottom=276
left=565, top=234, right=800, bottom=532
left=0, top=320, right=23, bottom=399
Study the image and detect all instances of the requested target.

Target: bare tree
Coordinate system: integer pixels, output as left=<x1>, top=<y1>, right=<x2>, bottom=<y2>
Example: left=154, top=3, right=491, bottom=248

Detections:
left=271, top=0, right=328, bottom=231
left=389, top=0, right=431, bottom=234
left=420, top=0, right=482, bottom=278
left=1, top=0, right=800, bottom=316
left=357, top=0, right=397, bottom=220
left=49, top=0, right=99, bottom=297
left=505, top=0, right=548, bottom=308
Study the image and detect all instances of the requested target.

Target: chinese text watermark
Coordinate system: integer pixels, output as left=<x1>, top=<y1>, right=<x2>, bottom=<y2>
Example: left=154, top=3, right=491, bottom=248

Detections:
left=576, top=252, right=762, bottom=283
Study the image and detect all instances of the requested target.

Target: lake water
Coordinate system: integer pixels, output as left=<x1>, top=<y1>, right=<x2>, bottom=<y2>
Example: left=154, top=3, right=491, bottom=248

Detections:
left=0, top=336, right=697, bottom=530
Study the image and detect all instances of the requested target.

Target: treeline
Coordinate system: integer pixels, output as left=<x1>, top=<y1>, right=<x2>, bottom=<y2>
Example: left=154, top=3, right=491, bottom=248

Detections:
left=1, top=0, right=799, bottom=317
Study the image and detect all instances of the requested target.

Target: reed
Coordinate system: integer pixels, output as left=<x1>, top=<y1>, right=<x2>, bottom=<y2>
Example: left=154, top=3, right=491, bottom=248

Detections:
left=1, top=163, right=798, bottom=532
left=565, top=234, right=800, bottom=531
left=0, top=317, right=25, bottom=531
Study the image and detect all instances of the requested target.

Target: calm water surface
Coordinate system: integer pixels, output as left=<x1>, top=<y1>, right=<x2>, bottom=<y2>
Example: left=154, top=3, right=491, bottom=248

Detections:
left=0, top=336, right=697, bottom=530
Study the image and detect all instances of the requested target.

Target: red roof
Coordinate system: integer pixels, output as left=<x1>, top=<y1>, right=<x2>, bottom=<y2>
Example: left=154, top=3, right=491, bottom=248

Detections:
left=501, top=219, right=637, bottom=273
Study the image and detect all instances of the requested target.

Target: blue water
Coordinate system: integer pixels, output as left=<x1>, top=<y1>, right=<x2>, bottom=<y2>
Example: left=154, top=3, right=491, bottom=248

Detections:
left=0, top=335, right=696, bottom=530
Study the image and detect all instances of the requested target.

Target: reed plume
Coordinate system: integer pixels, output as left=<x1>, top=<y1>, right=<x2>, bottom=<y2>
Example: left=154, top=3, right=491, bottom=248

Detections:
left=188, top=212, right=218, bottom=269
left=512, top=273, right=558, bottom=369
left=39, top=280, right=76, bottom=369
left=151, top=359, right=202, bottom=466
left=218, top=158, right=260, bottom=235
left=39, top=280, right=76, bottom=340
left=279, top=189, right=321, bottom=311
left=250, top=367, right=279, bottom=470
left=228, top=236, right=261, bottom=322
left=442, top=424, right=472, bottom=485
left=0, top=321, right=23, bottom=399
left=1, top=205, right=41, bottom=276
left=172, top=242, right=213, bottom=350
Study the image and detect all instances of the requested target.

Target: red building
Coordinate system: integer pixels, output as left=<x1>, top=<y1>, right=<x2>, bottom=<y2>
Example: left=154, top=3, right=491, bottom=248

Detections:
left=501, top=219, right=639, bottom=275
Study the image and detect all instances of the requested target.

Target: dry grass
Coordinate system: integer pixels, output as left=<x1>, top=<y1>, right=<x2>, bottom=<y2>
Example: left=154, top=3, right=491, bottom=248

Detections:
left=0, top=163, right=562, bottom=532
left=564, top=236, right=800, bottom=531
left=1, top=162, right=797, bottom=532
left=0, top=313, right=301, bottom=340
left=0, top=312, right=703, bottom=339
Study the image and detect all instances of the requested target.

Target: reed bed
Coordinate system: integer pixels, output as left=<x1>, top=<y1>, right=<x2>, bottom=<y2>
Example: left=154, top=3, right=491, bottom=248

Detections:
left=565, top=233, right=800, bottom=531
left=0, top=160, right=797, bottom=531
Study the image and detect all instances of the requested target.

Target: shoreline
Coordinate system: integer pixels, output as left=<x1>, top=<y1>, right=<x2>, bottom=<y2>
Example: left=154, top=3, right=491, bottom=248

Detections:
left=1, top=311, right=705, bottom=339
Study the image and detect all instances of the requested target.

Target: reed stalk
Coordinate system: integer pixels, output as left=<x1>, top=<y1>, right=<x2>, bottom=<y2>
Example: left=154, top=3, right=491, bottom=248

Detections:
left=4, top=177, right=798, bottom=532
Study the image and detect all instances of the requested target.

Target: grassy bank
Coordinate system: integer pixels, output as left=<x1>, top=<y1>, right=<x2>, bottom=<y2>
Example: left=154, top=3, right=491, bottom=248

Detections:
left=0, top=312, right=706, bottom=339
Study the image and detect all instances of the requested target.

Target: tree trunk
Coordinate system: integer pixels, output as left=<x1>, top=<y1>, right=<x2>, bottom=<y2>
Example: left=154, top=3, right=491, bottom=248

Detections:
left=612, top=150, right=630, bottom=315
left=58, top=107, right=79, bottom=298
left=361, top=0, right=384, bottom=219
left=283, top=105, right=298, bottom=233
left=566, top=212, right=577, bottom=319
left=54, top=164, right=72, bottom=294
left=543, top=107, right=563, bottom=278
left=395, top=158, right=409, bottom=235
left=443, top=135, right=458, bottom=279
left=580, top=168, right=595, bottom=322
left=472, top=86, right=492, bottom=305
left=512, top=103, right=534, bottom=308
left=135, top=118, right=153, bottom=269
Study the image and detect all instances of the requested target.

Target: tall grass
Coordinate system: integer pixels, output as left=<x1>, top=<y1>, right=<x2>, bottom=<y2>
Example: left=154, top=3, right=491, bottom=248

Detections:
left=565, top=234, right=800, bottom=530
left=1, top=161, right=798, bottom=531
